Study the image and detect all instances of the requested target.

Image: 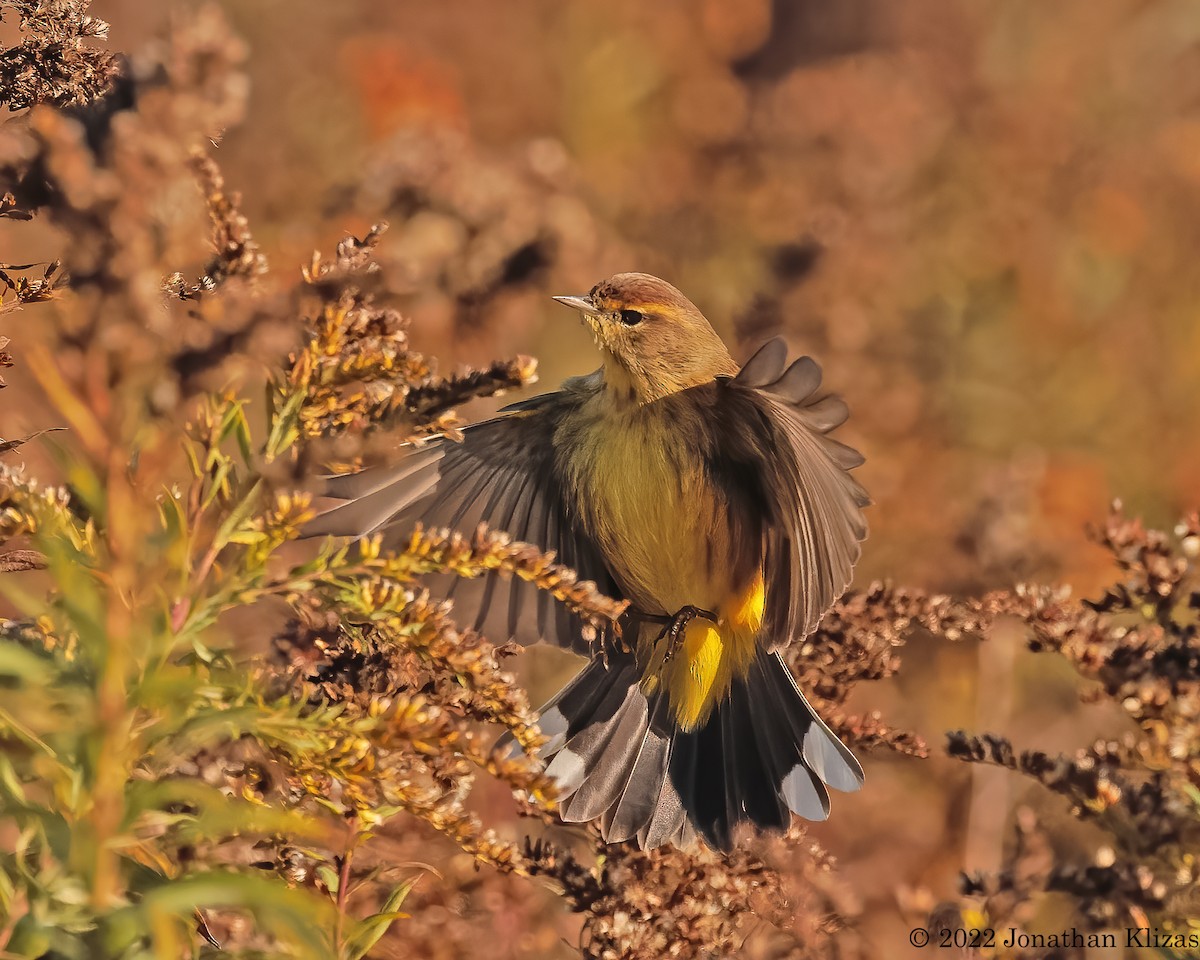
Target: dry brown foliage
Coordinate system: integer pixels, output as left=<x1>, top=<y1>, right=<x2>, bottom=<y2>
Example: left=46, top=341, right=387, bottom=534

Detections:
left=0, top=1, right=118, bottom=112
left=1, top=4, right=1197, bottom=960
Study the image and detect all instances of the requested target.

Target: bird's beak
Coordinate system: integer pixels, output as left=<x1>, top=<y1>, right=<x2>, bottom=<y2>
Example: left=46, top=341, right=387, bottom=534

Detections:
left=552, top=294, right=601, bottom=317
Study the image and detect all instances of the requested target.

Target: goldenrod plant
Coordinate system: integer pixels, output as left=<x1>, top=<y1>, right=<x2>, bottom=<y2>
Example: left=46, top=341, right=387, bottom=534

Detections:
left=1, top=3, right=1197, bottom=959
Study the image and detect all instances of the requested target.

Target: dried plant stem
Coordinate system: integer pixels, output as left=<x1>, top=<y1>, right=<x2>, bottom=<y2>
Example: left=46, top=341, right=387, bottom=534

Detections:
left=964, top=618, right=1018, bottom=875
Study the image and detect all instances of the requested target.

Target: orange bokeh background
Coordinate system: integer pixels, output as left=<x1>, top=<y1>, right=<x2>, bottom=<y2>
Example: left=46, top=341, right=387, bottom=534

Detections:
left=4, top=1, right=1199, bottom=956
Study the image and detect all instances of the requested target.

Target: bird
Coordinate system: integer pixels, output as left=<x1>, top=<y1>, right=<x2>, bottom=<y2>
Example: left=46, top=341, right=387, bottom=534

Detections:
left=305, top=272, right=870, bottom=851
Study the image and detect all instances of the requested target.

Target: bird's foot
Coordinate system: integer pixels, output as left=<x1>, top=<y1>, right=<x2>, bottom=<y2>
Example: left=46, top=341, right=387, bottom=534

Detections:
left=628, top=605, right=719, bottom=663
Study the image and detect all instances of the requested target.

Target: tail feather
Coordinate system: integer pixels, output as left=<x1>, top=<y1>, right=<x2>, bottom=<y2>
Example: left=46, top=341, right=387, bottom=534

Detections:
left=635, top=740, right=686, bottom=849
left=606, top=693, right=673, bottom=842
left=672, top=817, right=697, bottom=849
left=521, top=648, right=862, bottom=851
left=542, top=657, right=636, bottom=796
left=753, top=651, right=830, bottom=820
left=770, top=652, right=864, bottom=793
left=734, top=662, right=791, bottom=830
left=675, top=714, right=729, bottom=850
left=560, top=689, right=647, bottom=822
left=718, top=703, right=744, bottom=843
left=529, top=650, right=625, bottom=756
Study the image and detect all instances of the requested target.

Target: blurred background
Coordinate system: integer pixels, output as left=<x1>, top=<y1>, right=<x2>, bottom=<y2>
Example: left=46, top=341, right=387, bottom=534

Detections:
left=7, top=0, right=1200, bottom=956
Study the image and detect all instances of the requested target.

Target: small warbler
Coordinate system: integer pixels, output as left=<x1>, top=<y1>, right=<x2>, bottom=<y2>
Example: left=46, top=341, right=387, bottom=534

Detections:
left=307, top=273, right=869, bottom=850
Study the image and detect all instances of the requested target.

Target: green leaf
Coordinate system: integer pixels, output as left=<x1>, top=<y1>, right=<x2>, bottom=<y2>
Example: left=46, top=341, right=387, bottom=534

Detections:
left=228, top=400, right=256, bottom=466
left=0, top=639, right=54, bottom=684
left=199, top=456, right=234, bottom=512
left=0, top=860, right=16, bottom=915
left=264, top=388, right=306, bottom=460
left=183, top=436, right=204, bottom=480
left=227, top=528, right=270, bottom=546
left=6, top=913, right=52, bottom=958
left=60, top=459, right=106, bottom=526
left=342, top=876, right=418, bottom=960
left=208, top=478, right=264, bottom=557
left=316, top=863, right=339, bottom=895
left=123, top=779, right=331, bottom=847
left=121, top=870, right=335, bottom=960
left=217, top=399, right=248, bottom=446
left=0, top=752, right=28, bottom=803
left=158, top=486, right=189, bottom=543
left=149, top=702, right=270, bottom=753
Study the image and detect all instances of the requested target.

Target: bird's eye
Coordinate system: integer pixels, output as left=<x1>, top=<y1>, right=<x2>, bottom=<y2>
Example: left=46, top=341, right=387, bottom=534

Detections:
left=619, top=309, right=643, bottom=325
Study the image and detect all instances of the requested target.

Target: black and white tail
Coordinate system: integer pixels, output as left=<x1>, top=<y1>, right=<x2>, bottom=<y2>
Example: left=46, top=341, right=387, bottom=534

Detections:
left=523, top=648, right=863, bottom=851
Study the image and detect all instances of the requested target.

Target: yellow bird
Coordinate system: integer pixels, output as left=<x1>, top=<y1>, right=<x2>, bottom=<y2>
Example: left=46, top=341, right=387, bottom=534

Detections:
left=307, top=273, right=869, bottom=850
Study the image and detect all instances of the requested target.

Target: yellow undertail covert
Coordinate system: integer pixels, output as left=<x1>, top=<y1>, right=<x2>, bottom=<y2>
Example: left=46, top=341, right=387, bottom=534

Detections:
left=641, top=576, right=765, bottom=731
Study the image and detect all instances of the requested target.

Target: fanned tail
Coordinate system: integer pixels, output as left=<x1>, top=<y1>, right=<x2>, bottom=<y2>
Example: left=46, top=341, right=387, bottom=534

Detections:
left=514, top=648, right=863, bottom=851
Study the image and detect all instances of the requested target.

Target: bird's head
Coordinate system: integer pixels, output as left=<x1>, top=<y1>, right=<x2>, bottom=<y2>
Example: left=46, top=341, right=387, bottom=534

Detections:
left=553, top=273, right=736, bottom=403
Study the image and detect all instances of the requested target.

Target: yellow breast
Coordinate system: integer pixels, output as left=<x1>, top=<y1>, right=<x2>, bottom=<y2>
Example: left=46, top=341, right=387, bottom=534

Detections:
left=565, top=401, right=762, bottom=729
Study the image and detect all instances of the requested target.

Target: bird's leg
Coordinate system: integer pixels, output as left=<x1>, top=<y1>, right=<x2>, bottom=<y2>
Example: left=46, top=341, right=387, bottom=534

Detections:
left=659, top=605, right=719, bottom=661
left=624, top=605, right=720, bottom=663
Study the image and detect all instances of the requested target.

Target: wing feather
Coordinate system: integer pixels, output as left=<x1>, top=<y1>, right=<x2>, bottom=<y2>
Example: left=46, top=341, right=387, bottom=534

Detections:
left=719, top=337, right=870, bottom=649
left=304, top=391, right=619, bottom=653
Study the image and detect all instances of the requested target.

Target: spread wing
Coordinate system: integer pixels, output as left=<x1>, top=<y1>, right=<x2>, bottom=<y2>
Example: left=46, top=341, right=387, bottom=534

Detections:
left=303, top=390, right=620, bottom=655
left=718, top=338, right=870, bottom=650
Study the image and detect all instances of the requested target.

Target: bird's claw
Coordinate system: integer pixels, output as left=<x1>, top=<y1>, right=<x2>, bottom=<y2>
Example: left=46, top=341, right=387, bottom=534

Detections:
left=627, top=604, right=719, bottom=663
